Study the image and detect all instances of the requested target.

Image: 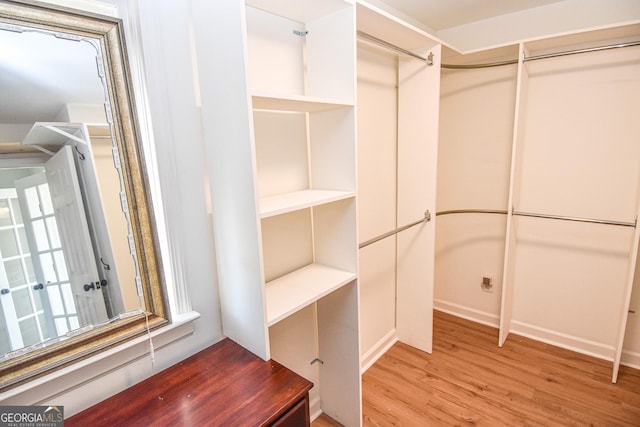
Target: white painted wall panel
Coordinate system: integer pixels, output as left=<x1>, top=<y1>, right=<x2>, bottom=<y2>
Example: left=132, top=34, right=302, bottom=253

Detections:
left=358, top=238, right=396, bottom=355
left=395, top=46, right=441, bottom=352
left=435, top=215, right=506, bottom=325
left=356, top=45, right=397, bottom=243
left=253, top=111, right=308, bottom=197
left=356, top=43, right=398, bottom=360
left=435, top=57, right=517, bottom=324
left=437, top=65, right=517, bottom=211
left=509, top=40, right=640, bottom=358
left=512, top=218, right=634, bottom=349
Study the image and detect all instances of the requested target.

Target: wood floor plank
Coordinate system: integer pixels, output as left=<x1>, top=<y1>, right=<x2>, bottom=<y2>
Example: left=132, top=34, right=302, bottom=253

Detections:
left=314, top=310, right=640, bottom=426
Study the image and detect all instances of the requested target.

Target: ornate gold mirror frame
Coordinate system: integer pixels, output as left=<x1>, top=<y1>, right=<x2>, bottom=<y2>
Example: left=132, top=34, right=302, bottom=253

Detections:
left=0, top=0, right=169, bottom=389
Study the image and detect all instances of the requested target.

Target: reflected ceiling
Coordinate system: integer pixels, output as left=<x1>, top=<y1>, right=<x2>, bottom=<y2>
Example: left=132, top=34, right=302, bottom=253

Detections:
left=0, top=29, right=103, bottom=128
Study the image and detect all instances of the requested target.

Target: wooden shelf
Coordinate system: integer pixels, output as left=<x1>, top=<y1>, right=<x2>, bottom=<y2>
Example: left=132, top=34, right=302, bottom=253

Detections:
left=260, top=189, right=354, bottom=218
left=265, top=263, right=356, bottom=326
left=252, top=93, right=353, bottom=112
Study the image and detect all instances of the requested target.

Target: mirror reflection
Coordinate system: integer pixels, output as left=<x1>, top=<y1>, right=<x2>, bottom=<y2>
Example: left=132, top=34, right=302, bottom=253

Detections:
left=0, top=22, right=140, bottom=359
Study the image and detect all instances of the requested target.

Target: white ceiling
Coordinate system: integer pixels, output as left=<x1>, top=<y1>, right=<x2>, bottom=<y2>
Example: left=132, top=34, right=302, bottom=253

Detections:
left=374, top=0, right=566, bottom=31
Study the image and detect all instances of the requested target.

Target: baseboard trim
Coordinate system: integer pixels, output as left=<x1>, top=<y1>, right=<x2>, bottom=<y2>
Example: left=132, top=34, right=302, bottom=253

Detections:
left=309, top=396, right=322, bottom=423
left=621, top=348, right=640, bottom=370
left=360, top=329, right=398, bottom=374
left=509, top=320, right=615, bottom=361
left=433, top=299, right=500, bottom=328
left=432, top=300, right=619, bottom=363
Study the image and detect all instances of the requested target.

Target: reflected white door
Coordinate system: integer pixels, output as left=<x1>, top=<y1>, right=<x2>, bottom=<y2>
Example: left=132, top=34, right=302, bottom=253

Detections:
left=0, top=188, right=53, bottom=353
left=74, top=130, right=124, bottom=314
left=44, top=145, right=109, bottom=327
left=15, top=172, right=81, bottom=338
left=16, top=172, right=80, bottom=337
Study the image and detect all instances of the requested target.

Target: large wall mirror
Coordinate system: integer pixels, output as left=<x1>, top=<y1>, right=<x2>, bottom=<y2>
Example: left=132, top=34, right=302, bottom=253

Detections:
left=0, top=0, right=168, bottom=389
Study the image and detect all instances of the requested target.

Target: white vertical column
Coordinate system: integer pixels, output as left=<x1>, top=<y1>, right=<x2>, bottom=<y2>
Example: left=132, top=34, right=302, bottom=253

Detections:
left=612, top=170, right=640, bottom=382
left=191, top=0, right=269, bottom=360
left=499, top=43, right=529, bottom=346
left=395, top=45, right=441, bottom=353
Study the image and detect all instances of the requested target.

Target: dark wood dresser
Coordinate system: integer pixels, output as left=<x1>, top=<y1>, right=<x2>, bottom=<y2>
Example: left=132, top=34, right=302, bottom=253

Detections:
left=66, top=338, right=313, bottom=426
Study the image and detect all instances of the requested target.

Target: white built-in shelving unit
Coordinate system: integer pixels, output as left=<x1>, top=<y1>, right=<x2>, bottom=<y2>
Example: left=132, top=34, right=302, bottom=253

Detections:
left=196, top=0, right=361, bottom=424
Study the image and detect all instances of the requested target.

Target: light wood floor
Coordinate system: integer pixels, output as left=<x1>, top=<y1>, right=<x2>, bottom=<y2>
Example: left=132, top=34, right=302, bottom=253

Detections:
left=313, top=310, right=640, bottom=426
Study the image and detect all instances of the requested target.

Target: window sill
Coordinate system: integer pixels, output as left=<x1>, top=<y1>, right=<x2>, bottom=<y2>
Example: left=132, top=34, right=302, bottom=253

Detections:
left=1, top=311, right=201, bottom=405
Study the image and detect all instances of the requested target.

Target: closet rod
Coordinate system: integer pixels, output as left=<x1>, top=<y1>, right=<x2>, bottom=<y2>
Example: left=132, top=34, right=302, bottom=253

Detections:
left=512, top=210, right=636, bottom=228
left=524, top=40, right=640, bottom=62
left=359, top=211, right=431, bottom=249
left=436, top=209, right=508, bottom=216
left=441, top=59, right=518, bottom=70
left=357, top=30, right=433, bottom=64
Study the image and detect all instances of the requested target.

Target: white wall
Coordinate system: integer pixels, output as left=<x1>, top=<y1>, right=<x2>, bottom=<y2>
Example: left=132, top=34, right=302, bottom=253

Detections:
left=436, top=27, right=640, bottom=366
left=435, top=54, right=517, bottom=326
left=356, top=44, right=398, bottom=364
left=508, top=44, right=640, bottom=359
left=0, top=0, right=224, bottom=415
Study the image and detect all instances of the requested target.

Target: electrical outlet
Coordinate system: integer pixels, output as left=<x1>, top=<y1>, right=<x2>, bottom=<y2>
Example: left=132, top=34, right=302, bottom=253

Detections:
left=481, top=276, right=493, bottom=292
